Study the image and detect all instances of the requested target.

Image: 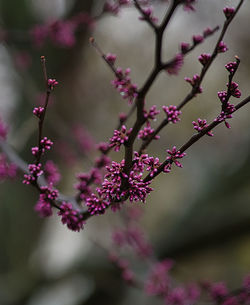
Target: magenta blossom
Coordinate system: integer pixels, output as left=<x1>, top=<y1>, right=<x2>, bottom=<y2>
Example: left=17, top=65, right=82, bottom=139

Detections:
left=162, top=105, right=181, bottom=123
left=192, top=119, right=214, bottom=136
left=138, top=122, right=159, bottom=141
left=58, top=202, right=85, bottom=232
left=164, top=146, right=186, bottom=173
left=166, top=53, right=184, bottom=75
left=109, top=125, right=132, bottom=151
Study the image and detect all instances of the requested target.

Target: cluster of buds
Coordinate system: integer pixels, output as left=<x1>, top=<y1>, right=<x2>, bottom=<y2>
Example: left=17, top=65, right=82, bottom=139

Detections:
left=162, top=105, right=181, bottom=124
left=109, top=125, right=132, bottom=151
left=164, top=147, right=186, bottom=173
left=192, top=119, right=214, bottom=136
left=111, top=67, right=138, bottom=104
left=185, top=74, right=202, bottom=94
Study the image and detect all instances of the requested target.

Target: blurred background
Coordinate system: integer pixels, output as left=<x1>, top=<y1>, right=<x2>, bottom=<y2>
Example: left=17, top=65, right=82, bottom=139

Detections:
left=0, top=0, right=250, bottom=304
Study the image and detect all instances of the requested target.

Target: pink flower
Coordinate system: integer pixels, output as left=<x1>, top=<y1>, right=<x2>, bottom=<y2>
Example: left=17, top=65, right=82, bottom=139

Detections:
left=48, top=78, right=59, bottom=89
left=166, top=54, right=184, bottom=75
left=225, top=61, right=238, bottom=74
left=127, top=171, right=153, bottom=203
left=34, top=185, right=58, bottom=218
left=218, top=91, right=228, bottom=103
left=164, top=146, right=186, bottom=173
left=106, top=53, right=117, bottom=65
left=111, top=67, right=138, bottom=104
left=86, top=191, right=110, bottom=215
left=223, top=7, right=235, bottom=19
left=144, top=105, right=160, bottom=121
left=185, top=74, right=202, bottom=93
left=139, top=6, right=158, bottom=23
left=198, top=53, right=211, bottom=66
left=193, top=34, right=204, bottom=45
left=144, top=156, right=162, bottom=177
left=227, top=81, right=241, bottom=98
left=180, top=42, right=190, bottom=54
left=58, top=202, right=85, bottom=232
left=162, top=105, right=181, bottom=124
left=40, top=137, right=53, bottom=153
left=33, top=107, right=44, bottom=119
left=138, top=122, right=159, bottom=141
left=192, top=119, right=214, bottom=136
left=109, top=125, right=132, bottom=151
left=217, top=41, right=228, bottom=53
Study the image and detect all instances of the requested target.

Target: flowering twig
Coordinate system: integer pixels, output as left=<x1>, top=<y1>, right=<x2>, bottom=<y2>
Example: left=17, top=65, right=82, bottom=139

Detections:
left=139, top=0, right=244, bottom=153
left=144, top=95, right=250, bottom=183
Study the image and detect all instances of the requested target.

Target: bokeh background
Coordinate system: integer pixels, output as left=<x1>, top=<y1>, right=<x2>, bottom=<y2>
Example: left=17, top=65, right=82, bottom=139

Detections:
left=0, top=0, right=250, bottom=304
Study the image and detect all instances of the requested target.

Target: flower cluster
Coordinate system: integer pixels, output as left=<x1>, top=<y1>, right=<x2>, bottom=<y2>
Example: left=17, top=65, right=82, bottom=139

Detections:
left=198, top=53, right=211, bottom=66
left=192, top=119, right=214, bottom=136
left=86, top=191, right=110, bottom=215
left=193, top=34, right=204, bottom=45
left=162, top=105, right=181, bottom=124
left=164, top=146, right=186, bottom=173
left=40, top=137, right=53, bottom=153
left=138, top=122, right=159, bottom=141
left=58, top=202, right=85, bottom=232
left=225, top=61, right=238, bottom=74
left=217, top=41, right=228, bottom=53
left=166, top=53, right=184, bottom=75
left=227, top=81, right=241, bottom=98
left=48, top=78, right=58, bottom=90
left=111, top=67, right=138, bottom=103
left=144, top=156, right=161, bottom=177
left=109, top=125, right=132, bottom=151
left=215, top=61, right=241, bottom=129
left=34, top=184, right=59, bottom=217
left=139, top=6, right=158, bottom=23
left=23, top=163, right=43, bottom=184
left=106, top=53, right=117, bottom=65
left=144, top=105, right=160, bottom=121
left=185, top=74, right=202, bottom=93
left=223, top=7, right=235, bottom=19
left=33, top=106, right=44, bottom=119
